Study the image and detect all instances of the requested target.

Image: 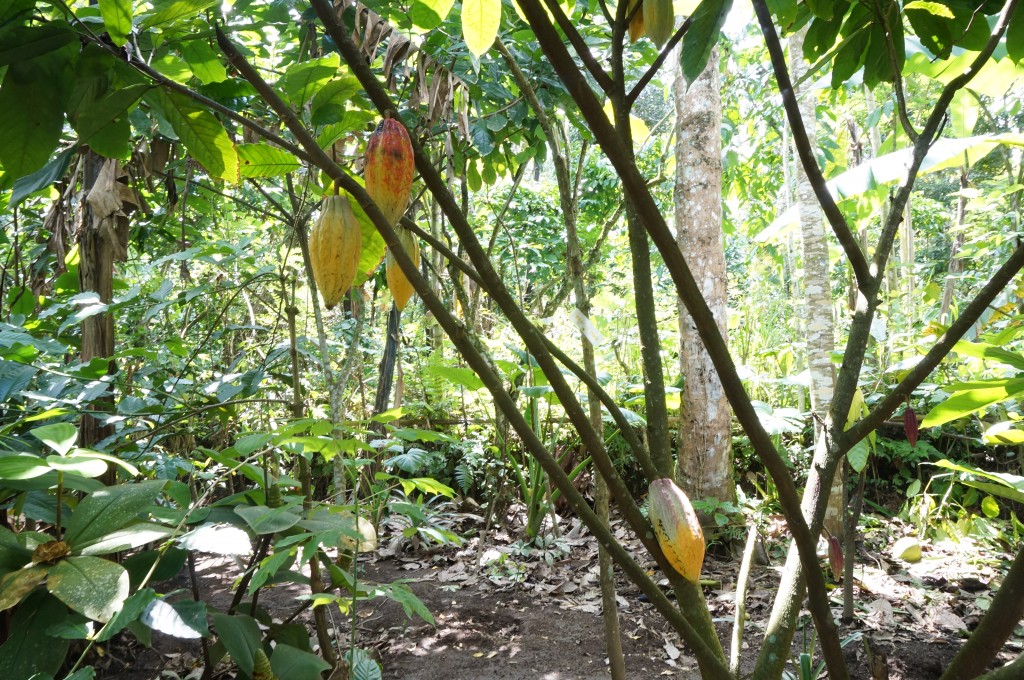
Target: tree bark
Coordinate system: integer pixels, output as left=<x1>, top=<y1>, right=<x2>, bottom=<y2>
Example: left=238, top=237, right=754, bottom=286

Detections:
left=672, top=47, right=734, bottom=505
left=789, top=30, right=840, bottom=538
left=76, top=152, right=132, bottom=481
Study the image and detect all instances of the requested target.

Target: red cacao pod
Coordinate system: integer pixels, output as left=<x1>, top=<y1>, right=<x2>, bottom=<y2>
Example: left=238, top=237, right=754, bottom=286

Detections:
left=365, top=117, right=415, bottom=227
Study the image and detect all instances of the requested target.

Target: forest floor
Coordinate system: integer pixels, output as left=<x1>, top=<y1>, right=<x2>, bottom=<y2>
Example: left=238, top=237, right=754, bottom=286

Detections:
left=96, top=508, right=1022, bottom=679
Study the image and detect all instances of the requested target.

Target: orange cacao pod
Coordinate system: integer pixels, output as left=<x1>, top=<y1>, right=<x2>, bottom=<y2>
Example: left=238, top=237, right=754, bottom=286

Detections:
left=385, top=226, right=420, bottom=311
left=365, top=117, right=415, bottom=227
left=648, top=478, right=704, bottom=583
left=643, top=0, right=674, bottom=48
left=628, top=0, right=646, bottom=43
left=309, top=193, right=362, bottom=310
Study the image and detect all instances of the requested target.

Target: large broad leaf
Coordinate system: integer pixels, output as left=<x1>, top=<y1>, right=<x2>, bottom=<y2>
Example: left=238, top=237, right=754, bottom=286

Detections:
left=64, top=480, right=167, bottom=548
left=211, top=612, right=262, bottom=678
left=76, top=522, right=175, bottom=556
left=411, top=0, right=456, bottom=30
left=98, top=0, right=133, bottom=47
left=141, top=0, right=219, bottom=29
left=177, top=523, right=252, bottom=555
left=424, top=365, right=484, bottom=391
left=920, top=378, right=1024, bottom=428
left=98, top=587, right=156, bottom=641
left=462, top=0, right=501, bottom=58
left=681, top=0, right=733, bottom=84
left=760, top=133, right=1024, bottom=241
left=31, top=423, right=77, bottom=456
left=0, top=566, right=49, bottom=611
left=141, top=597, right=208, bottom=638
left=271, top=643, right=332, bottom=680
left=952, top=340, right=1024, bottom=371
left=0, top=590, right=70, bottom=678
left=10, top=146, right=77, bottom=208
left=0, top=453, right=51, bottom=480
left=932, top=459, right=1024, bottom=505
left=46, top=556, right=129, bottom=623
left=236, top=143, right=301, bottom=178
left=0, top=59, right=66, bottom=180
left=146, top=89, right=238, bottom=182
left=0, top=21, right=76, bottom=66
left=276, top=55, right=340, bottom=108
left=234, top=504, right=302, bottom=534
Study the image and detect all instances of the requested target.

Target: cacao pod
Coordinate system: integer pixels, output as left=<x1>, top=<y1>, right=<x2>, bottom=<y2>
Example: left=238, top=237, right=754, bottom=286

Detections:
left=628, top=0, right=646, bottom=43
left=266, top=483, right=283, bottom=508
left=253, top=648, right=277, bottom=680
left=648, top=478, right=704, bottom=582
left=903, top=403, right=919, bottom=449
left=309, top=193, right=363, bottom=310
left=365, top=117, right=415, bottom=227
left=385, top=226, right=420, bottom=311
left=828, top=534, right=844, bottom=580
left=643, top=0, right=674, bottom=49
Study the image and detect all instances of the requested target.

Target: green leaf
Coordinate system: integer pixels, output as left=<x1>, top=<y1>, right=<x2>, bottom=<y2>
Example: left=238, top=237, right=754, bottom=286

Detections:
left=99, top=0, right=133, bottom=47
left=98, top=587, right=156, bottom=641
left=410, top=0, right=456, bottom=30
left=0, top=22, right=76, bottom=66
left=271, top=643, right=332, bottom=680
left=981, top=495, right=1000, bottom=518
left=180, top=39, right=228, bottom=84
left=0, top=453, right=51, bottom=480
left=146, top=89, right=238, bottom=182
left=141, top=597, right=208, bottom=638
left=177, top=523, right=252, bottom=555
left=1009, top=2, right=1024, bottom=64
left=932, top=459, right=1024, bottom=504
left=276, top=55, right=340, bottom=108
left=10, top=145, right=77, bottom=208
left=952, top=339, right=1024, bottom=371
left=0, top=591, right=70, bottom=678
left=74, top=83, right=149, bottom=142
left=805, top=0, right=834, bottom=19
left=64, top=480, right=167, bottom=548
left=211, top=613, right=261, bottom=678
left=0, top=566, right=49, bottom=611
left=0, top=63, right=65, bottom=180
left=46, top=556, right=129, bottom=623
left=142, top=0, right=219, bottom=29
left=920, top=378, right=1024, bottom=428
left=462, top=0, right=501, bottom=58
left=45, top=455, right=108, bottom=478
left=32, top=423, right=79, bottom=454
left=236, top=143, right=301, bottom=178
left=399, top=477, right=456, bottom=498
left=389, top=427, right=457, bottom=443
left=76, top=522, right=174, bottom=556
left=234, top=504, right=302, bottom=534
left=681, top=0, right=733, bottom=84
left=846, top=439, right=870, bottom=473
left=424, top=365, right=484, bottom=391
left=344, top=648, right=382, bottom=680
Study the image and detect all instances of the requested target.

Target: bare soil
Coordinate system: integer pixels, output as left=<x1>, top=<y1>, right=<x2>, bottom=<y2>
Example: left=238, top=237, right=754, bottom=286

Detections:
left=92, top=512, right=1023, bottom=679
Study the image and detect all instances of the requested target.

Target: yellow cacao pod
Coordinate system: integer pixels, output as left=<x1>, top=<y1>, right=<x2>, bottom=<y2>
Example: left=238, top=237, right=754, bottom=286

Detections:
left=643, top=0, right=674, bottom=49
left=648, top=478, right=704, bottom=583
left=385, top=226, right=420, bottom=311
left=309, top=194, right=362, bottom=310
left=253, top=648, right=277, bottom=680
left=337, top=512, right=378, bottom=554
left=365, top=117, right=415, bottom=227
left=628, top=0, right=646, bottom=43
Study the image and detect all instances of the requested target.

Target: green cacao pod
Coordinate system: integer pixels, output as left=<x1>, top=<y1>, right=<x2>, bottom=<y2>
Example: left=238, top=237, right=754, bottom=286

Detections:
left=253, top=648, right=277, bottom=680
left=648, top=478, right=704, bottom=583
left=643, top=0, right=674, bottom=49
left=385, top=226, right=420, bottom=311
left=365, top=117, right=415, bottom=227
left=309, top=193, right=363, bottom=310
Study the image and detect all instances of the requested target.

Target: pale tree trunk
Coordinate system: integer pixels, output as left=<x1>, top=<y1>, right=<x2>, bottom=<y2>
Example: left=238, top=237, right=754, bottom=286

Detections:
left=673, top=48, right=734, bottom=506
left=77, top=152, right=133, bottom=482
left=789, top=31, right=841, bottom=538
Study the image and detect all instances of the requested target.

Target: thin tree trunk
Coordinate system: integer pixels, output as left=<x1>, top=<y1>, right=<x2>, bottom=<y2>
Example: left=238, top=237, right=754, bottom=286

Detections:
left=672, top=47, right=734, bottom=505
left=77, top=152, right=132, bottom=481
left=940, top=169, right=969, bottom=324
left=789, top=30, right=840, bottom=538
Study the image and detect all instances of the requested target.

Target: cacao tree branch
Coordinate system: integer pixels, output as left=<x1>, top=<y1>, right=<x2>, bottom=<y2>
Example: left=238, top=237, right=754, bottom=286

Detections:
left=842, top=243, right=1024, bottom=448
left=513, top=0, right=848, bottom=675
left=222, top=16, right=731, bottom=676
left=627, top=15, right=694, bottom=106
left=538, top=0, right=614, bottom=93
left=751, top=0, right=871, bottom=290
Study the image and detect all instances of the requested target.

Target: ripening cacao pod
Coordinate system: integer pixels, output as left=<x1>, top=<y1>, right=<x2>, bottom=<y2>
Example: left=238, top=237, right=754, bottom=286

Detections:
left=385, top=226, right=420, bottom=311
left=253, top=648, right=277, bottom=680
left=828, top=534, right=844, bottom=580
left=628, top=0, right=646, bottom=43
left=309, top=193, right=363, bottom=310
left=643, top=0, right=674, bottom=49
left=903, top=402, right=919, bottom=449
left=648, top=478, right=704, bottom=583
left=365, top=117, right=415, bottom=227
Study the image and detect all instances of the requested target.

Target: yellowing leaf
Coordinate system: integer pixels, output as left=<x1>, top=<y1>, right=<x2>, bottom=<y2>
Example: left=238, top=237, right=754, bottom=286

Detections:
left=601, top=102, right=650, bottom=145
left=462, top=0, right=501, bottom=58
